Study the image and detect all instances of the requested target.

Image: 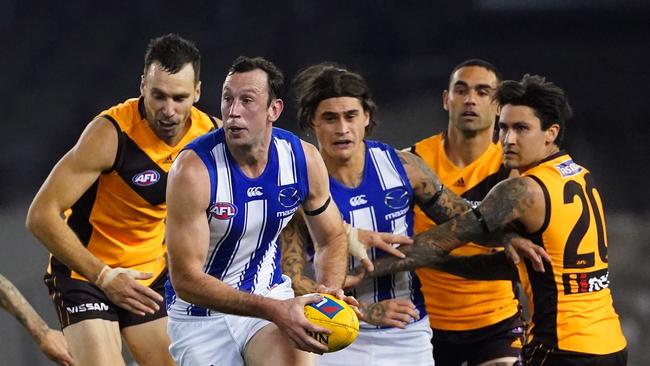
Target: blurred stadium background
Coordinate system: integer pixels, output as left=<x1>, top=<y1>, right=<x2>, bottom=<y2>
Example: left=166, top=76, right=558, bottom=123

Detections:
left=1, top=1, right=648, bottom=364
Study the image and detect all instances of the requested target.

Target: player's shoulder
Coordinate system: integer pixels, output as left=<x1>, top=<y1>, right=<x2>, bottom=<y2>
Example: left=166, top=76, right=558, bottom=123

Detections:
left=170, top=149, right=209, bottom=182
left=364, top=138, right=396, bottom=152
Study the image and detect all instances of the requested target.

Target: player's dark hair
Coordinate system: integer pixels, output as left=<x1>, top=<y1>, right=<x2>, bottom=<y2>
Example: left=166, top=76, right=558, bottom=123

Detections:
left=292, top=63, right=378, bottom=134
left=495, top=74, right=573, bottom=147
left=228, top=56, right=284, bottom=106
left=144, top=34, right=201, bottom=84
left=449, top=59, right=502, bottom=86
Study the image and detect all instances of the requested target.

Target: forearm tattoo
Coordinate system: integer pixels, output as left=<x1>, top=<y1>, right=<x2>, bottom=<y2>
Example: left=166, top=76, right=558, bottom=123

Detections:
left=279, top=216, right=317, bottom=295
left=369, top=177, right=534, bottom=278
left=359, top=301, right=387, bottom=325
left=0, top=274, right=48, bottom=343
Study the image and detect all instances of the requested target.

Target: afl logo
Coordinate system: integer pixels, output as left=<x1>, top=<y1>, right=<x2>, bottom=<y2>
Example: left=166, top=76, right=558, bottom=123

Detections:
left=132, top=170, right=160, bottom=187
left=384, top=187, right=410, bottom=209
left=209, top=202, right=238, bottom=220
left=278, top=187, right=301, bottom=208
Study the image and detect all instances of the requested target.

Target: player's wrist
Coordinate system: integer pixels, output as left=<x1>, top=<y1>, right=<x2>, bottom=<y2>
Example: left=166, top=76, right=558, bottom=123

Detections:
left=94, top=265, right=111, bottom=288
left=346, top=226, right=369, bottom=262
left=258, top=296, right=283, bottom=322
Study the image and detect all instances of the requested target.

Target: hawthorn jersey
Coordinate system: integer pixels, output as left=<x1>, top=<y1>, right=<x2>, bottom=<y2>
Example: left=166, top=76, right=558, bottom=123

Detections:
left=48, top=98, right=218, bottom=285
left=331, top=140, right=425, bottom=329
left=518, top=151, right=626, bottom=354
left=411, top=132, right=517, bottom=331
left=166, top=127, right=309, bottom=318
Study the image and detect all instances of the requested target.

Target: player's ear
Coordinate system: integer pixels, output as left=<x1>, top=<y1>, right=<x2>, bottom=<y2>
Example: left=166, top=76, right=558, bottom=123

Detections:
left=140, top=74, right=145, bottom=96
left=268, top=98, right=284, bottom=123
left=442, top=90, right=449, bottom=112
left=194, top=80, right=201, bottom=104
left=544, top=123, right=560, bottom=145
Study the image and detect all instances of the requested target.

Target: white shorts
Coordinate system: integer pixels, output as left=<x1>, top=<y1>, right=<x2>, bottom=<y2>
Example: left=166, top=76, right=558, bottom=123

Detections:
left=167, top=275, right=295, bottom=366
left=317, top=316, right=434, bottom=366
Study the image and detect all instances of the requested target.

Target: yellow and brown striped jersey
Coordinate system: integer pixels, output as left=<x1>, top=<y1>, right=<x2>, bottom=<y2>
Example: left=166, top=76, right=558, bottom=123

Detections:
left=411, top=132, right=518, bottom=331
left=49, top=98, right=218, bottom=285
left=518, top=151, right=626, bottom=354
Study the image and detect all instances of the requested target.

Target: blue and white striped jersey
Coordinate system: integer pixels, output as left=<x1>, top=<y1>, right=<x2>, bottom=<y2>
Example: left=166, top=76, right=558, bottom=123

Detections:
left=330, top=140, right=425, bottom=329
left=166, top=127, right=309, bottom=318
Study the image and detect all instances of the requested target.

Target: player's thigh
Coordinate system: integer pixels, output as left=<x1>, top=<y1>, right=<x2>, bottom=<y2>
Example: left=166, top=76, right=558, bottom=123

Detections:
left=64, top=318, right=125, bottom=366
left=168, top=316, right=244, bottom=366
left=121, top=317, right=174, bottom=366
left=244, top=322, right=315, bottom=366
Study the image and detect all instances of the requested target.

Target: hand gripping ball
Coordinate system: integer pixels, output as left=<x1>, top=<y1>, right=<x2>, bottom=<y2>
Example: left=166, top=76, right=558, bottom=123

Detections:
left=303, top=293, right=359, bottom=352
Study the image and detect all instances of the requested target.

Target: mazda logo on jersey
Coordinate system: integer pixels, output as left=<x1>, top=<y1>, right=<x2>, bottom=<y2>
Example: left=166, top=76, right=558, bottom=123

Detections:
left=384, top=187, right=410, bottom=209
left=278, top=187, right=301, bottom=208
left=132, top=170, right=160, bottom=187
left=209, top=202, right=237, bottom=220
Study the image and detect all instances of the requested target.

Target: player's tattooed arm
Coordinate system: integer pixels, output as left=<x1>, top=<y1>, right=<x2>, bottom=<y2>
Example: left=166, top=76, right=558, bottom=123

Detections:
left=0, top=273, right=74, bottom=365
left=367, top=177, right=540, bottom=278
left=358, top=298, right=419, bottom=328
left=359, top=301, right=387, bottom=325
left=280, top=213, right=318, bottom=296
left=0, top=273, right=50, bottom=345
left=0, top=275, right=49, bottom=337
left=397, top=150, right=469, bottom=223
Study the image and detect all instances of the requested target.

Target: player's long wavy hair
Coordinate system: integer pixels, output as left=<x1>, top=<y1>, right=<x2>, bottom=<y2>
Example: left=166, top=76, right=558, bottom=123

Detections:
left=292, top=63, right=378, bottom=135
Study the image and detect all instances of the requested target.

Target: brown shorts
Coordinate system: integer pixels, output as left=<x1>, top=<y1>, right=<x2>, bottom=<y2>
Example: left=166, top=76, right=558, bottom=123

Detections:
left=519, top=342, right=627, bottom=366
left=431, top=312, right=525, bottom=366
left=44, top=270, right=167, bottom=329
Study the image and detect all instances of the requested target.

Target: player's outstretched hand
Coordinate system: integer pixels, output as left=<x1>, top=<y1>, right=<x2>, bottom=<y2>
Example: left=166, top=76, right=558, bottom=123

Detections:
left=354, top=228, right=412, bottom=272
left=38, top=329, right=75, bottom=366
left=270, top=296, right=330, bottom=354
left=362, top=299, right=419, bottom=329
left=95, top=266, right=163, bottom=316
left=504, top=234, right=551, bottom=272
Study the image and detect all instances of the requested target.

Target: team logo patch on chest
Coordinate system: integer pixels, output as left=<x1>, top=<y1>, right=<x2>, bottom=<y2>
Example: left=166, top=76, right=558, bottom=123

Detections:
left=209, top=202, right=238, bottom=220
left=132, top=169, right=161, bottom=186
left=278, top=187, right=301, bottom=208
left=384, top=187, right=410, bottom=209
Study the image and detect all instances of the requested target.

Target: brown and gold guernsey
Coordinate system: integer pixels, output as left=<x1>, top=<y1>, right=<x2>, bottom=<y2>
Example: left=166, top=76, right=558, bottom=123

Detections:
left=49, top=98, right=218, bottom=286
left=518, top=151, right=626, bottom=354
left=411, top=132, right=518, bottom=331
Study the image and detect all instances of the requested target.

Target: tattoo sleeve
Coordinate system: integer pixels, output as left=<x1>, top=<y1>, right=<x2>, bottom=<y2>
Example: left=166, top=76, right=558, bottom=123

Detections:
left=279, top=214, right=318, bottom=296
left=368, top=177, right=533, bottom=278
left=397, top=151, right=470, bottom=223
left=0, top=273, right=50, bottom=345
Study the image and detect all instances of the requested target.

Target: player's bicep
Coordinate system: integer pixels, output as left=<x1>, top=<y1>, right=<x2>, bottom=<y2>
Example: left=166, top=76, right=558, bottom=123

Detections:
left=301, top=141, right=331, bottom=212
left=478, top=176, right=542, bottom=232
left=398, top=150, right=469, bottom=223
left=30, top=118, right=117, bottom=213
left=165, top=151, right=211, bottom=280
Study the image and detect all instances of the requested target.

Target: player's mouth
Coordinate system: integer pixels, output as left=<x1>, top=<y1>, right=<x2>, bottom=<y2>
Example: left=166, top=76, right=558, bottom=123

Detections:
left=461, top=110, right=479, bottom=118
left=158, top=120, right=179, bottom=131
left=333, top=139, right=353, bottom=149
left=228, top=126, right=247, bottom=134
